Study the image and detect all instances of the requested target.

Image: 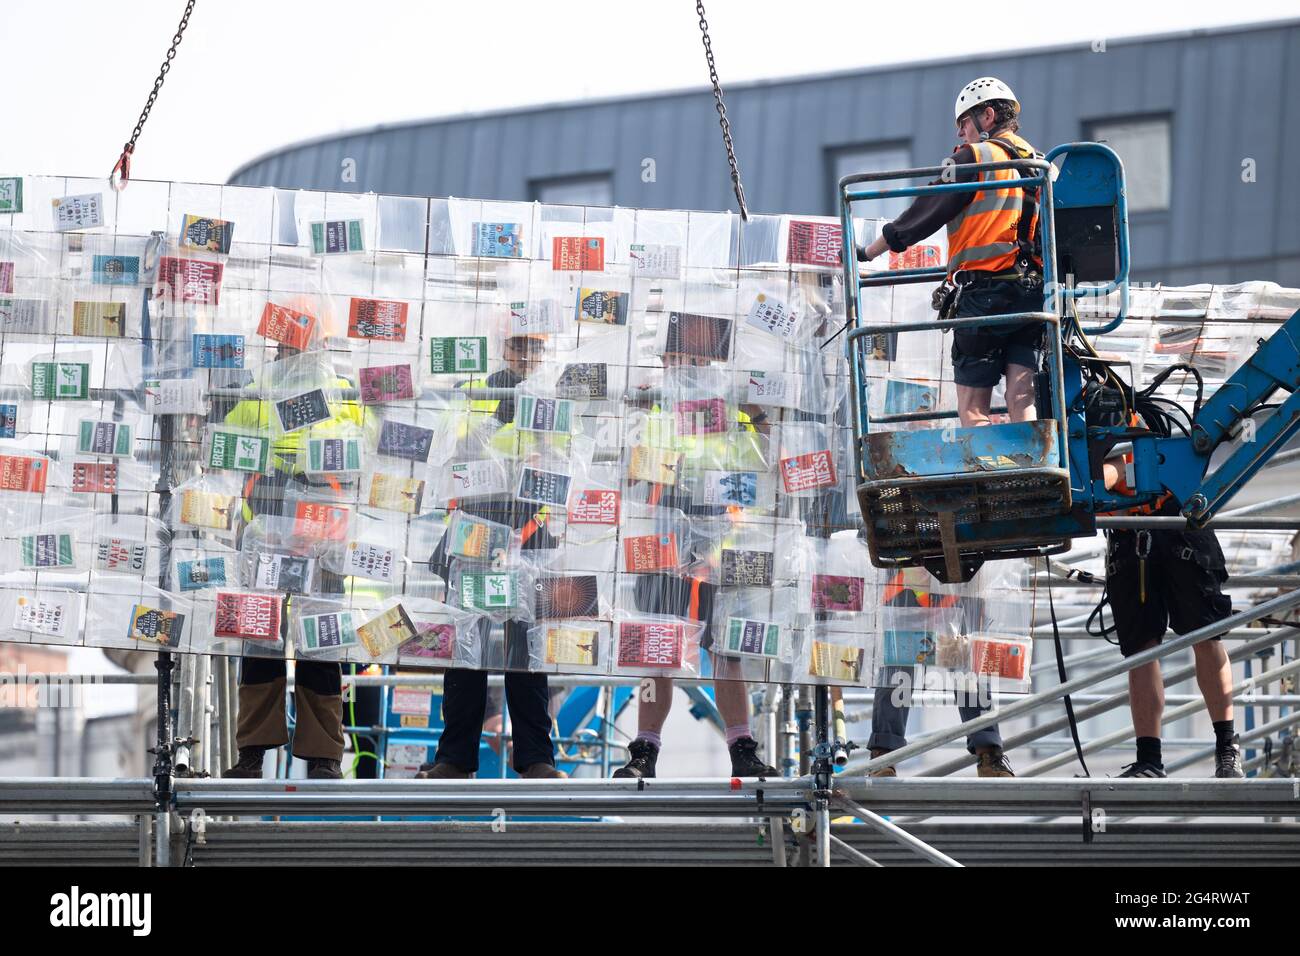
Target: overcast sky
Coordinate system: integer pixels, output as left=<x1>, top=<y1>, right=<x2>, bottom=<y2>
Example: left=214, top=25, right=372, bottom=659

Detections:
left=2, top=0, right=1296, bottom=187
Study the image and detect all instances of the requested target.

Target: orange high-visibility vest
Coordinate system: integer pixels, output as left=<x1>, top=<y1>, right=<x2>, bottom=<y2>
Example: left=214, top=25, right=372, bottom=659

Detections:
left=945, top=132, right=1040, bottom=276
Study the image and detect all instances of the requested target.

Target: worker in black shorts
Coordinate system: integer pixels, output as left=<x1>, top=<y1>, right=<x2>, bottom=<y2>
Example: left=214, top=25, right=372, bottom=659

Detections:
left=1101, top=463, right=1244, bottom=777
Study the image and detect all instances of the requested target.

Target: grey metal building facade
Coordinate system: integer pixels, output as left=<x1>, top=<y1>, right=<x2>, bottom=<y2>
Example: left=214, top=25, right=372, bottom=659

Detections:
left=231, top=18, right=1300, bottom=286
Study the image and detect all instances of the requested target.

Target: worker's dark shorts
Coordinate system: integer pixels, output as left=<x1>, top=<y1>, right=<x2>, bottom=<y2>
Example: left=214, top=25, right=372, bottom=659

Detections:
left=1105, top=528, right=1232, bottom=657
left=950, top=280, right=1045, bottom=388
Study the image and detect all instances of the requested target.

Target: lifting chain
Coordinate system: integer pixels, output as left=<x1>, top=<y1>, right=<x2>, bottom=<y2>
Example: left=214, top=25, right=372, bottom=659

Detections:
left=111, top=0, right=197, bottom=190
left=696, top=1, right=750, bottom=220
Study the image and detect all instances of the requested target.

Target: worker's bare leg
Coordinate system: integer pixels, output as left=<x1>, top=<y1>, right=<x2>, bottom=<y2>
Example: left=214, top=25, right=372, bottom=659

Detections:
left=1005, top=362, right=1037, bottom=422
left=636, top=677, right=674, bottom=735
left=711, top=656, right=752, bottom=727
left=1128, top=639, right=1164, bottom=738
left=957, top=385, right=994, bottom=427
left=1193, top=639, right=1233, bottom=723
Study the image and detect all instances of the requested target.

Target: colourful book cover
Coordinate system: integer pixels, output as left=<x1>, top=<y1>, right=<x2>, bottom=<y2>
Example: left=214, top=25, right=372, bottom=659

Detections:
left=780, top=450, right=837, bottom=493
left=52, top=193, right=103, bottom=231
left=357, top=604, right=419, bottom=657
left=13, top=596, right=71, bottom=637
left=94, top=535, right=147, bottom=574
left=970, top=637, right=1029, bottom=681
left=575, top=288, right=627, bottom=325
left=888, top=244, right=942, bottom=271
left=402, top=621, right=457, bottom=660
left=628, top=446, right=680, bottom=485
left=567, top=488, right=620, bottom=525
left=214, top=592, right=281, bottom=641
left=181, top=214, right=235, bottom=254
left=179, top=490, right=235, bottom=530
left=0, top=262, right=11, bottom=294
left=20, top=533, right=75, bottom=569
left=623, top=533, right=678, bottom=573
left=553, top=236, right=604, bottom=271
left=70, top=462, right=117, bottom=494
left=348, top=297, right=408, bottom=342
left=129, top=605, right=186, bottom=648
left=0, top=454, right=48, bottom=492
left=674, top=397, right=728, bottom=435
left=72, top=301, right=126, bottom=337
left=310, top=219, right=364, bottom=255
left=882, top=630, right=937, bottom=667
left=719, top=548, right=773, bottom=587
left=191, top=334, right=245, bottom=369
left=31, top=362, right=90, bottom=400
left=0, top=403, right=15, bottom=439
left=617, top=622, right=685, bottom=668
left=275, top=390, right=331, bottom=432
left=307, top=436, right=363, bottom=474
left=459, top=571, right=518, bottom=611
left=545, top=626, right=600, bottom=666
left=175, top=556, right=229, bottom=591
left=787, top=220, right=843, bottom=267
left=299, top=610, right=359, bottom=652
left=368, top=474, right=424, bottom=514
left=341, top=541, right=399, bottom=582
left=157, top=256, right=223, bottom=304
left=254, top=552, right=315, bottom=594
left=515, top=396, right=573, bottom=433
left=376, top=420, right=434, bottom=462
left=430, top=336, right=487, bottom=374
left=292, top=501, right=350, bottom=541
left=207, top=430, right=271, bottom=472
left=809, top=641, right=864, bottom=681
left=91, top=255, right=140, bottom=286
left=516, top=466, right=571, bottom=506
left=257, top=302, right=317, bottom=349
left=701, top=470, right=759, bottom=507
left=77, top=420, right=133, bottom=457
left=536, top=575, right=599, bottom=619
left=664, top=312, right=732, bottom=361
left=472, top=222, right=522, bottom=258
left=359, top=364, right=415, bottom=404
left=0, top=177, right=22, bottom=214
left=724, top=617, right=782, bottom=659
left=745, top=292, right=796, bottom=340
left=448, top=517, right=510, bottom=561
left=556, top=362, right=608, bottom=399
left=811, top=574, right=864, bottom=612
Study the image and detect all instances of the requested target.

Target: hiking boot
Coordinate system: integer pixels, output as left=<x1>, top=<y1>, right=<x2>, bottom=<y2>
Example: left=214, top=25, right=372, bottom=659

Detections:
left=975, top=747, right=1015, bottom=778
left=415, top=761, right=471, bottom=779
left=306, top=758, right=342, bottom=780
left=1117, top=760, right=1167, bottom=778
left=729, top=737, right=778, bottom=779
left=868, top=749, right=898, bottom=778
left=520, top=762, right=567, bottom=779
left=613, top=738, right=659, bottom=779
left=222, top=746, right=268, bottom=779
left=1215, top=737, right=1245, bottom=779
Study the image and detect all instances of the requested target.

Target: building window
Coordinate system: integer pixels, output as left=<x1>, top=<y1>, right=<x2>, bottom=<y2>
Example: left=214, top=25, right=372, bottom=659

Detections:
left=530, top=174, right=613, bottom=207
left=1086, top=116, right=1171, bottom=213
left=828, top=143, right=912, bottom=220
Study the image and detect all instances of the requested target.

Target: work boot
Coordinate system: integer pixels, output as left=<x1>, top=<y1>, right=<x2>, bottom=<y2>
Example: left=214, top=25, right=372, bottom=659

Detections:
left=613, top=738, right=659, bottom=779
left=520, top=762, right=567, bottom=779
left=1117, top=760, right=1167, bottom=778
left=415, top=761, right=471, bottom=780
left=222, top=746, right=269, bottom=779
left=975, top=747, right=1015, bottom=778
left=1215, top=737, right=1245, bottom=779
left=729, top=737, right=778, bottom=778
left=307, top=758, right=342, bottom=780
left=868, top=748, right=898, bottom=778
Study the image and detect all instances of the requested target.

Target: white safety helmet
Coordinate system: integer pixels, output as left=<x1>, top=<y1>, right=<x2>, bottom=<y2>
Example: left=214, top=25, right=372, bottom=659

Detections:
left=954, top=77, right=1019, bottom=122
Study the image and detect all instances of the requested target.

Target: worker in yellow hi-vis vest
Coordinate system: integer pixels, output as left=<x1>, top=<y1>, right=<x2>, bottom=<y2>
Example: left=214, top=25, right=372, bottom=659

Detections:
left=613, top=330, right=779, bottom=779
left=223, top=298, right=371, bottom=781
left=416, top=323, right=564, bottom=779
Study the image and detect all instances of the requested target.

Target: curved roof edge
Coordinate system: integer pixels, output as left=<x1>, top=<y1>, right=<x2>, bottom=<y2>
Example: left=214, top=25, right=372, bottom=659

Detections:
left=229, top=16, right=1299, bottom=183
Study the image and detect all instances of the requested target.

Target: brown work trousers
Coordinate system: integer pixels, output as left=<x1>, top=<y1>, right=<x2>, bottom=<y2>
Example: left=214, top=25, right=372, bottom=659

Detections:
left=237, top=656, right=345, bottom=761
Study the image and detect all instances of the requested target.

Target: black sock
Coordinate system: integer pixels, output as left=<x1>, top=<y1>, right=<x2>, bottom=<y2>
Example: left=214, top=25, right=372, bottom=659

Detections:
left=1136, top=736, right=1162, bottom=767
left=1213, top=720, right=1236, bottom=750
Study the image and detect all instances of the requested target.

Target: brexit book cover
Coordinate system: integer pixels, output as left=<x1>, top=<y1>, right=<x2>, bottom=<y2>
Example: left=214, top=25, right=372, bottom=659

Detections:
left=31, top=362, right=90, bottom=400
left=430, top=336, right=487, bottom=374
